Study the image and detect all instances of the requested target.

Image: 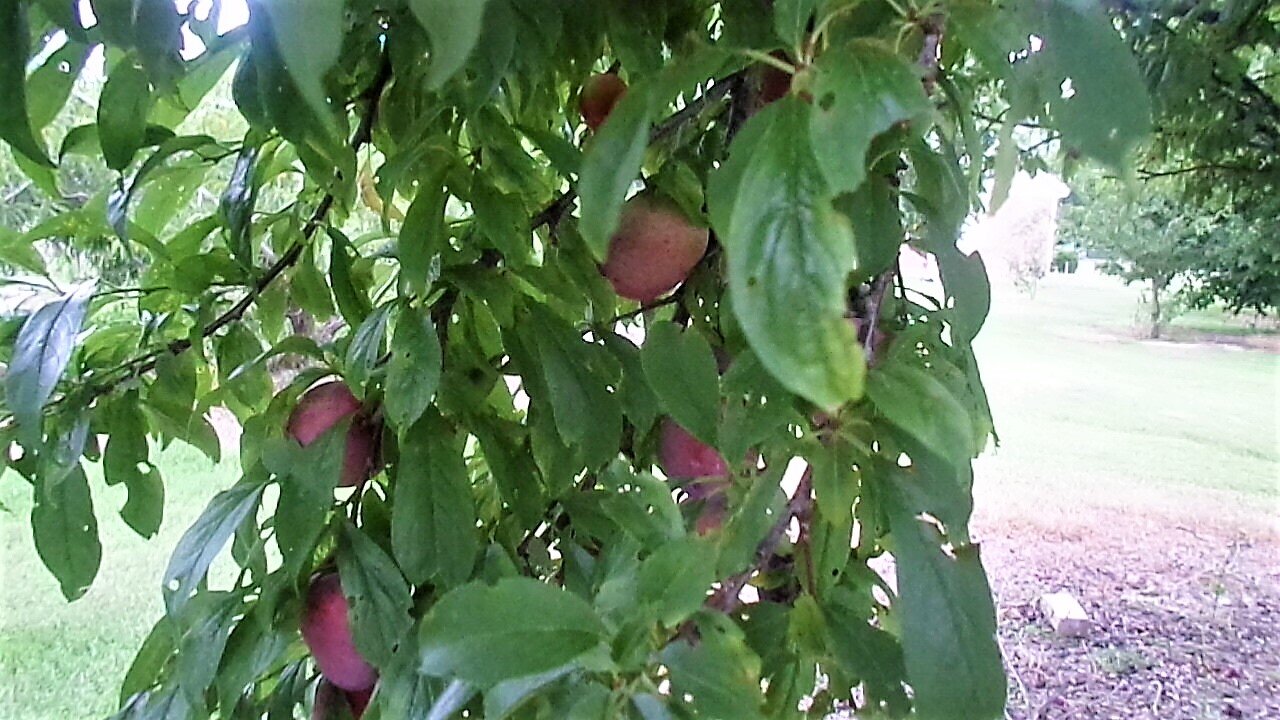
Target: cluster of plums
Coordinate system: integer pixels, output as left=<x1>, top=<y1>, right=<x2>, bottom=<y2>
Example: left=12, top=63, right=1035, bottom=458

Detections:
left=293, top=69, right=751, bottom=717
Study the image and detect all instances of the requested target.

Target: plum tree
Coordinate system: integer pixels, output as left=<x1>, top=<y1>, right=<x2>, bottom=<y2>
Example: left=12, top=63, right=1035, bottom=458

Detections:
left=578, top=72, right=627, bottom=131
left=600, top=197, right=709, bottom=303
left=301, top=573, right=378, bottom=693
left=286, top=381, right=379, bottom=487
left=0, top=1, right=1157, bottom=718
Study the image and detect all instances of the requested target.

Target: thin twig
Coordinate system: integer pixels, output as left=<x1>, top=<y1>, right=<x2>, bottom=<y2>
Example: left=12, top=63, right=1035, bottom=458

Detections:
left=862, top=269, right=895, bottom=365
left=530, top=71, right=741, bottom=232
left=708, top=468, right=814, bottom=614
left=918, top=14, right=945, bottom=94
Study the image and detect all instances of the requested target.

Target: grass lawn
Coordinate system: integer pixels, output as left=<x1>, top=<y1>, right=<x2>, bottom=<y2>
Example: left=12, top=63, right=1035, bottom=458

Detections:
left=0, top=271, right=1275, bottom=720
left=0, top=446, right=239, bottom=720
left=971, top=271, right=1279, bottom=535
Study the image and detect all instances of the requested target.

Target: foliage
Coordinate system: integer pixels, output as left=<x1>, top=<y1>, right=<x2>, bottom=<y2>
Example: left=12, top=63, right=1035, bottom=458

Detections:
left=1058, top=171, right=1277, bottom=336
left=0, top=1, right=1152, bottom=719
left=1106, top=0, right=1280, bottom=210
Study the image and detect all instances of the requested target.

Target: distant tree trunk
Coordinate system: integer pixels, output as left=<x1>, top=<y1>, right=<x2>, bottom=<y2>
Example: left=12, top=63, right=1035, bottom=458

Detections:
left=1150, top=279, right=1163, bottom=339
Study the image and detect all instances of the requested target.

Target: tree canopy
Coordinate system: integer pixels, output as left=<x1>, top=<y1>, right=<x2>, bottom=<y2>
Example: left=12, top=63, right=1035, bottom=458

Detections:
left=0, top=1, right=1156, bottom=719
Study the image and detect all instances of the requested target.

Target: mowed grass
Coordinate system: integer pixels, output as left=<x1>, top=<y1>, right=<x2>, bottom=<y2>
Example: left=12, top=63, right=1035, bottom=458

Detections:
left=971, top=271, right=1279, bottom=536
left=0, top=446, right=239, bottom=720
left=0, top=272, right=1276, bottom=719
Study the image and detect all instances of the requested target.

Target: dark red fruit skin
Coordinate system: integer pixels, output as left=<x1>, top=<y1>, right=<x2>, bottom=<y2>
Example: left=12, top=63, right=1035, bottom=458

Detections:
left=286, top=381, right=378, bottom=487
left=579, top=73, right=628, bottom=131
left=302, top=573, right=378, bottom=692
left=601, top=198, right=709, bottom=304
left=659, top=419, right=730, bottom=481
left=757, top=50, right=794, bottom=106
left=658, top=419, right=734, bottom=535
left=346, top=686, right=373, bottom=717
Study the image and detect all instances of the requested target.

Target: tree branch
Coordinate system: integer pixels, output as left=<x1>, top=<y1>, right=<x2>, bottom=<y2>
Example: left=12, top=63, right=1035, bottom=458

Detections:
left=80, top=54, right=395, bottom=396
left=1136, top=163, right=1266, bottom=180
left=862, top=267, right=896, bottom=365
left=707, top=468, right=814, bottom=614
left=531, top=71, right=742, bottom=232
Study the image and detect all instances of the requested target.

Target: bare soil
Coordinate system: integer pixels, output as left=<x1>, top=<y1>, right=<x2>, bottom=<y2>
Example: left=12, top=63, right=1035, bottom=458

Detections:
left=981, top=512, right=1280, bottom=720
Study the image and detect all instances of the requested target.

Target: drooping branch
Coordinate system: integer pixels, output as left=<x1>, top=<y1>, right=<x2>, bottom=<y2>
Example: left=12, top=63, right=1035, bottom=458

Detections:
left=65, top=65, right=744, bottom=414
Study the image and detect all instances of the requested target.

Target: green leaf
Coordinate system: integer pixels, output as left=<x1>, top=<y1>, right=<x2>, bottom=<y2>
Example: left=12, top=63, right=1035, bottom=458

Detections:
left=419, top=577, right=607, bottom=687
left=809, top=40, right=930, bottom=195
left=98, top=59, right=154, bottom=171
left=525, top=308, right=622, bottom=468
left=839, top=174, right=903, bottom=285
left=276, top=424, right=344, bottom=580
left=823, top=594, right=910, bottom=713
left=936, top=246, right=991, bottom=345
left=120, top=616, right=176, bottom=704
left=636, top=537, right=717, bottom=627
left=337, top=522, right=414, bottom=669
left=27, top=38, right=91, bottom=131
left=866, top=363, right=975, bottom=469
left=578, top=84, right=654, bottom=259
left=216, top=619, right=291, bottom=713
left=5, top=285, right=93, bottom=447
left=365, top=644, right=459, bottom=720
left=174, top=590, right=240, bottom=705
left=660, top=628, right=765, bottom=720
left=31, top=464, right=101, bottom=601
left=885, top=482, right=1005, bottom=720
left=219, top=146, right=259, bottom=267
left=810, top=437, right=858, bottom=523
left=604, top=333, right=660, bottom=438
left=385, top=305, right=442, bottom=431
left=722, top=99, right=864, bottom=411
left=483, top=664, right=576, bottom=720
left=391, top=415, right=478, bottom=588
left=410, top=0, right=492, bottom=88
left=397, top=166, right=449, bottom=297
left=1029, top=0, right=1152, bottom=171
left=330, top=228, right=374, bottom=326
left=471, top=181, right=533, bottom=264
left=0, top=225, right=47, bottom=274
left=774, top=0, right=818, bottom=48
left=345, top=303, right=392, bottom=388
left=104, top=396, right=165, bottom=538
left=163, top=477, right=265, bottom=615
left=0, top=2, right=53, bottom=166
left=640, top=322, right=720, bottom=447
left=260, top=0, right=343, bottom=136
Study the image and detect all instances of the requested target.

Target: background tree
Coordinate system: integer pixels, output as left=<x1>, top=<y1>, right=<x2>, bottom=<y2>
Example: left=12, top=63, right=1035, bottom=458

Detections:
left=1058, top=177, right=1205, bottom=337
left=0, top=2, right=1153, bottom=719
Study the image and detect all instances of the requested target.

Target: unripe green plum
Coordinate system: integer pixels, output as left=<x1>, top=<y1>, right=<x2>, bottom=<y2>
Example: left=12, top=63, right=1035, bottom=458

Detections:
left=302, top=573, right=378, bottom=692
left=286, top=381, right=378, bottom=487
left=579, top=73, right=628, bottom=131
left=601, top=198, right=709, bottom=304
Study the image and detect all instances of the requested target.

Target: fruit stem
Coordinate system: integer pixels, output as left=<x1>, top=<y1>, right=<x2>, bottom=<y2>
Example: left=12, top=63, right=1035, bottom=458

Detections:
left=739, top=48, right=796, bottom=75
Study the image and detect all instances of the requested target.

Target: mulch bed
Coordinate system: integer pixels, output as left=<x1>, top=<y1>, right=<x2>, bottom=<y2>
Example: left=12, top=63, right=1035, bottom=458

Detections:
left=983, top=520, right=1280, bottom=720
